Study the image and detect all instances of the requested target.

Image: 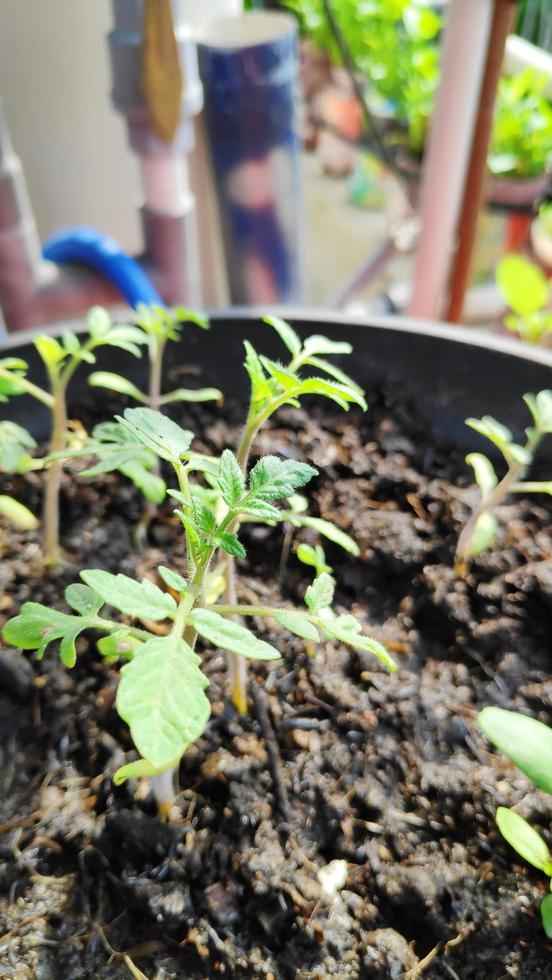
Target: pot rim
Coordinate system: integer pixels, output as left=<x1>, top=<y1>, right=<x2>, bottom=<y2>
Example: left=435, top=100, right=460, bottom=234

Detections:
left=4, top=307, right=552, bottom=371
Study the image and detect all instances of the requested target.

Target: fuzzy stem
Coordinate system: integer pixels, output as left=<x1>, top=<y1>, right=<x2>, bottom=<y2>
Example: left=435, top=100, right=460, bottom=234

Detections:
left=43, top=386, right=67, bottom=565
left=143, top=337, right=165, bottom=526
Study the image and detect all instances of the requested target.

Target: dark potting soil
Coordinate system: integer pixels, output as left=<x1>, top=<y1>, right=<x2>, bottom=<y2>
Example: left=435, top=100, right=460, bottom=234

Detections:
left=1, top=387, right=552, bottom=979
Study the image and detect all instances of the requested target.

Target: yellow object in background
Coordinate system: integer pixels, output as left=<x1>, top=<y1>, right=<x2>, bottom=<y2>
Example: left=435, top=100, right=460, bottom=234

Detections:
left=142, top=0, right=183, bottom=143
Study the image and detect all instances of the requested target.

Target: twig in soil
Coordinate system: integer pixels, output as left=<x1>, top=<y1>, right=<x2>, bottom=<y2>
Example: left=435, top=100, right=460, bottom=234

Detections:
left=251, top=682, right=290, bottom=817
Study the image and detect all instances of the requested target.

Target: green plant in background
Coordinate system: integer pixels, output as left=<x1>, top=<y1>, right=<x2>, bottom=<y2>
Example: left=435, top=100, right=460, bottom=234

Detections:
left=455, top=390, right=552, bottom=572
left=496, top=253, right=552, bottom=345
left=479, top=707, right=552, bottom=937
left=488, top=69, right=552, bottom=178
left=2, top=404, right=395, bottom=817
left=0, top=421, right=39, bottom=531
left=285, top=2, right=552, bottom=175
left=0, top=308, right=146, bottom=564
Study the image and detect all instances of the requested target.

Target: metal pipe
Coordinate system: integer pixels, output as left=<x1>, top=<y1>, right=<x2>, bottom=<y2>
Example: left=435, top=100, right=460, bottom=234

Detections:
left=407, top=0, right=493, bottom=321
left=445, top=0, right=516, bottom=324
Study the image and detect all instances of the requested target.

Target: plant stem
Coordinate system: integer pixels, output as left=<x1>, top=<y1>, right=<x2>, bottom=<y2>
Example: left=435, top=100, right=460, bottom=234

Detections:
left=43, top=387, right=67, bottom=565
left=143, top=338, right=165, bottom=526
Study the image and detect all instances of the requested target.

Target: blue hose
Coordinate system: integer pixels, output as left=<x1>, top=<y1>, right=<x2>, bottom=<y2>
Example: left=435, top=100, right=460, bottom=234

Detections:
left=42, top=226, right=163, bottom=308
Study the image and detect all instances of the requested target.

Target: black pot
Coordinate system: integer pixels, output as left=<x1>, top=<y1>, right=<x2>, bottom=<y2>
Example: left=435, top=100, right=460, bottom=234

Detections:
left=2, top=309, right=552, bottom=459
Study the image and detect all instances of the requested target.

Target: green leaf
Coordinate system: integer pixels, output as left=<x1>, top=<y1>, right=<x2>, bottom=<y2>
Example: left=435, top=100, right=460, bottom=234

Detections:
left=243, top=341, right=272, bottom=407
left=217, top=531, right=246, bottom=559
left=263, top=314, right=302, bottom=357
left=304, top=355, right=364, bottom=394
left=87, top=306, right=111, bottom=339
left=303, top=334, right=353, bottom=357
left=239, top=499, right=282, bottom=522
left=466, top=416, right=530, bottom=466
left=305, top=572, right=335, bottom=613
left=218, top=450, right=245, bottom=508
left=102, top=325, right=148, bottom=358
left=296, top=543, right=332, bottom=576
left=299, top=377, right=367, bottom=412
left=194, top=504, right=217, bottom=535
left=541, top=894, right=552, bottom=938
left=65, top=583, right=103, bottom=616
left=0, top=420, right=37, bottom=474
left=190, top=608, right=281, bottom=661
left=497, top=254, right=549, bottom=318
left=288, top=514, right=360, bottom=556
left=524, top=390, right=552, bottom=434
left=249, top=456, right=317, bottom=501
left=34, top=335, right=66, bottom=370
left=479, top=707, right=552, bottom=794
left=260, top=357, right=302, bottom=394
left=468, top=511, right=499, bottom=556
left=496, top=807, right=552, bottom=873
left=159, top=387, right=222, bottom=405
left=88, top=371, right=147, bottom=403
left=275, top=611, right=320, bottom=643
left=114, top=757, right=161, bottom=785
left=0, top=495, right=39, bottom=530
left=323, top=620, right=397, bottom=672
left=466, top=453, right=498, bottom=498
left=116, top=634, right=210, bottom=771
left=81, top=421, right=166, bottom=504
left=117, top=407, right=193, bottom=464
left=97, top=629, right=142, bottom=660
left=62, top=330, right=81, bottom=355
left=80, top=570, right=177, bottom=621
left=158, top=566, right=187, bottom=595
left=2, top=603, right=92, bottom=667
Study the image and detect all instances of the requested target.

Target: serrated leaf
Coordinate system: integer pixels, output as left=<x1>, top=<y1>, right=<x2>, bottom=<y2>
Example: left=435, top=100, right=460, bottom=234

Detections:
left=81, top=421, right=166, bottom=504
left=65, top=583, right=103, bottom=616
left=303, top=334, right=353, bottom=357
left=263, top=314, right=302, bottom=357
left=88, top=371, right=147, bottom=403
left=468, top=511, right=499, bottom=556
left=190, top=608, right=281, bottom=661
left=117, top=407, right=193, bottom=464
left=305, top=572, right=335, bottom=613
left=249, top=456, right=317, bottom=501
left=239, top=499, right=282, bottom=521
left=496, top=807, right=552, bottom=873
left=218, top=450, right=245, bottom=508
left=2, top=603, right=92, bottom=666
left=299, top=377, right=367, bottom=411
left=158, top=566, right=187, bottom=595
left=304, top=355, right=364, bottom=393
left=243, top=341, right=272, bottom=406
left=218, top=532, right=246, bottom=559
left=479, top=707, right=552, bottom=794
left=287, top=514, right=359, bottom=556
left=80, top=570, right=177, bottom=621
left=276, top=611, right=320, bottom=642
left=260, top=357, right=301, bottom=393
left=116, top=634, right=210, bottom=771
left=466, top=453, right=498, bottom=497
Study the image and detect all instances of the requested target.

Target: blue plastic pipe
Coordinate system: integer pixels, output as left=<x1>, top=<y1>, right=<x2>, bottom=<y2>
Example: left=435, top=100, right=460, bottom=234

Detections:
left=42, top=226, right=163, bottom=308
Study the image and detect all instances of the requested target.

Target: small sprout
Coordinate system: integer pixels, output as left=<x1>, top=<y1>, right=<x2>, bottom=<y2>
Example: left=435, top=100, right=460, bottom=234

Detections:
left=456, top=390, right=552, bottom=572
left=479, top=706, right=552, bottom=937
left=0, top=307, right=148, bottom=563
left=497, top=253, right=552, bottom=345
left=297, top=542, right=332, bottom=577
left=3, top=374, right=393, bottom=817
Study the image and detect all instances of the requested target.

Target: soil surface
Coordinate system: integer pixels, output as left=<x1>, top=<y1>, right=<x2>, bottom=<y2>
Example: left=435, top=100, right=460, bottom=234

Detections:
left=1, top=387, right=552, bottom=979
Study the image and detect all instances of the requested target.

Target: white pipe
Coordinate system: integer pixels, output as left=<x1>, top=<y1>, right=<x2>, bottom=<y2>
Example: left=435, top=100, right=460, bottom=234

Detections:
left=504, top=35, right=552, bottom=98
left=140, top=155, right=193, bottom=216
left=408, top=0, right=493, bottom=321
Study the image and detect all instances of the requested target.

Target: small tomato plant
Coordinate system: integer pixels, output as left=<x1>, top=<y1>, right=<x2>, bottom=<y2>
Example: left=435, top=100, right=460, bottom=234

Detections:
left=479, top=706, right=552, bottom=937
left=2, top=405, right=394, bottom=815
left=0, top=307, right=147, bottom=564
left=456, top=390, right=552, bottom=572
